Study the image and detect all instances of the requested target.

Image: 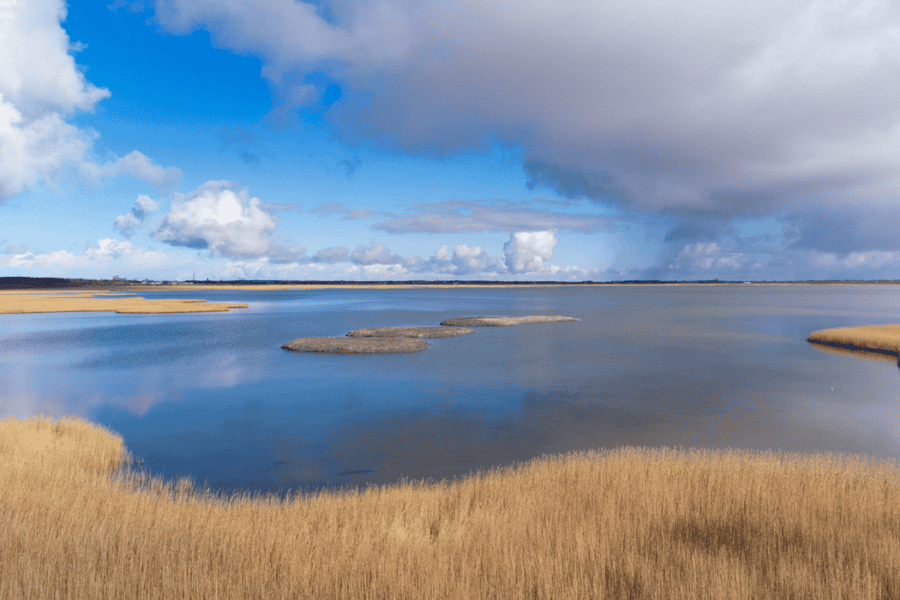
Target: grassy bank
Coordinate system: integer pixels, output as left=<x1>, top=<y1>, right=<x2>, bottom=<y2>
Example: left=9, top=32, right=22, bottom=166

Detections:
left=2, top=416, right=899, bottom=599
left=808, top=325, right=900, bottom=359
left=0, top=290, right=248, bottom=314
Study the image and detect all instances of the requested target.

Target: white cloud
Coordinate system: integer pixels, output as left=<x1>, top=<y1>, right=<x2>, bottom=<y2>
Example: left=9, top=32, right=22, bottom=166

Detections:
left=349, top=242, right=403, bottom=265
left=114, top=194, right=161, bottom=237
left=403, top=244, right=502, bottom=276
left=152, top=181, right=279, bottom=258
left=7, top=238, right=169, bottom=273
left=0, top=0, right=109, bottom=118
left=503, top=231, right=558, bottom=273
left=0, top=94, right=98, bottom=199
left=0, top=0, right=180, bottom=201
left=312, top=245, right=350, bottom=264
left=0, top=0, right=105, bottom=200
left=102, top=151, right=182, bottom=190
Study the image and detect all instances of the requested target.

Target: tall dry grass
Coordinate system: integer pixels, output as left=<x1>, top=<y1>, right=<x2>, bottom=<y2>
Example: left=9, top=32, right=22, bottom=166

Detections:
left=0, top=290, right=248, bottom=314
left=2, top=415, right=899, bottom=599
left=808, top=325, right=900, bottom=358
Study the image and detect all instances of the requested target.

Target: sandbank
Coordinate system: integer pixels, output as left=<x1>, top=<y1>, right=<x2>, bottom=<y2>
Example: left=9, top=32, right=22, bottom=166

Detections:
left=807, top=325, right=900, bottom=359
left=281, top=336, right=429, bottom=353
left=346, top=326, right=474, bottom=338
left=441, top=315, right=578, bottom=327
left=0, top=289, right=248, bottom=315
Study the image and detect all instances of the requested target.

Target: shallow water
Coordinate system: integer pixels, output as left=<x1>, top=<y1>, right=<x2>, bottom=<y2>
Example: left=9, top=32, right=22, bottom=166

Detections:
left=2, top=285, right=899, bottom=496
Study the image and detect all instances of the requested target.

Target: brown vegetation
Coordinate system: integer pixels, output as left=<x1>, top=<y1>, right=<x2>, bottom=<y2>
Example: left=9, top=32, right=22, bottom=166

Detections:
left=3, top=415, right=899, bottom=599
left=441, top=315, right=578, bottom=327
left=807, top=325, right=900, bottom=358
left=0, top=290, right=248, bottom=314
left=282, top=336, right=430, bottom=353
left=346, top=326, right=474, bottom=338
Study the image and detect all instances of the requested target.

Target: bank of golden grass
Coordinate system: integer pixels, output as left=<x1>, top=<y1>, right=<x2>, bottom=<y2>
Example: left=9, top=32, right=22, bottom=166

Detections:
left=808, top=325, right=900, bottom=359
left=3, top=416, right=900, bottom=599
left=0, top=289, right=248, bottom=314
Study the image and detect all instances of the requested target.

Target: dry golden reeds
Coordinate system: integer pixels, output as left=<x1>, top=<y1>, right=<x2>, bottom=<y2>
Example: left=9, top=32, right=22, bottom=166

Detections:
left=2, top=415, right=899, bottom=599
left=0, top=290, right=248, bottom=314
left=808, top=325, right=900, bottom=358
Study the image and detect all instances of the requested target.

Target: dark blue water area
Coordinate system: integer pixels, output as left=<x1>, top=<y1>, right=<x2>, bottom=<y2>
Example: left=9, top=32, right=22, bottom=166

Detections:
left=3, top=285, right=900, bottom=498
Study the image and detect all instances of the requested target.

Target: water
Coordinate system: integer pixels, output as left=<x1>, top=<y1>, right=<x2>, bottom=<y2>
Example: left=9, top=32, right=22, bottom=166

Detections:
left=2, top=285, right=899, bottom=496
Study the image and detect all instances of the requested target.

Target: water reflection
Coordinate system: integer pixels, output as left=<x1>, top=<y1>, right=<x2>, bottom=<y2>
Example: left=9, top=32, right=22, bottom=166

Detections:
left=3, top=285, right=900, bottom=498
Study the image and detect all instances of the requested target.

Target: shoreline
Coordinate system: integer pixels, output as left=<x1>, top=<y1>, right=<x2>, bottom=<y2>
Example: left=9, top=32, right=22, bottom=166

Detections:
left=807, top=325, right=900, bottom=362
left=0, top=289, right=248, bottom=315
left=3, top=414, right=898, bottom=599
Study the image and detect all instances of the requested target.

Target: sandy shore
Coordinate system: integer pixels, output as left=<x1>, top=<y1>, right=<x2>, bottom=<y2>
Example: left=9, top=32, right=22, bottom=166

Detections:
left=807, top=325, right=900, bottom=359
left=0, top=290, right=248, bottom=315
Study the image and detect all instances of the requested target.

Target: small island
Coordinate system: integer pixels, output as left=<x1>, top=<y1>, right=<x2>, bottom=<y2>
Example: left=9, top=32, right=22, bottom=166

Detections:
left=807, top=325, right=900, bottom=360
left=283, top=316, right=576, bottom=354
left=441, top=315, right=578, bottom=327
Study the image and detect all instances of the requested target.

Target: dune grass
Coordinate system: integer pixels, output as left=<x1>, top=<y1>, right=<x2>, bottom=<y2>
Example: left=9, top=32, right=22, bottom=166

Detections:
left=0, top=289, right=248, bottom=314
left=808, top=325, right=900, bottom=358
left=2, top=415, right=899, bottom=599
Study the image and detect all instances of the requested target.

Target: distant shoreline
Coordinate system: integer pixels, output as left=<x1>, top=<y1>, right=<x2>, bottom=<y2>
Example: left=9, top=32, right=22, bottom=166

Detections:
left=4, top=276, right=900, bottom=292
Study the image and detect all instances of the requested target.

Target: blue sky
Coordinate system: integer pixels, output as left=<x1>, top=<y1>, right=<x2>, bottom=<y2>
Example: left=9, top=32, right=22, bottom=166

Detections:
left=2, top=0, right=900, bottom=281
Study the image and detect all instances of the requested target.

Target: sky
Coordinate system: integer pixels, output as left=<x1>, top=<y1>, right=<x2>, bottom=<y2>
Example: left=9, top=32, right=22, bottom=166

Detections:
left=1, top=0, right=900, bottom=281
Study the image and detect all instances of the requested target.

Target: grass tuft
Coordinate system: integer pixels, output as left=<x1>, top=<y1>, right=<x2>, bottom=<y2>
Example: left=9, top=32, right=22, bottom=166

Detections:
left=2, top=415, right=899, bottom=599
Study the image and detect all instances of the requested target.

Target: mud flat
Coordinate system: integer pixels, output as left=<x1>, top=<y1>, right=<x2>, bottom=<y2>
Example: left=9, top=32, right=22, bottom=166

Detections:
left=807, top=325, right=900, bottom=359
left=281, top=336, right=429, bottom=353
left=440, top=315, right=577, bottom=327
left=284, top=316, right=575, bottom=354
left=346, top=326, right=474, bottom=338
left=0, top=290, right=247, bottom=315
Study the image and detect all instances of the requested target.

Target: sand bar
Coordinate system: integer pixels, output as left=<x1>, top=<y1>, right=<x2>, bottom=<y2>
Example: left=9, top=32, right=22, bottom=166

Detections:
left=807, top=325, right=900, bottom=358
left=346, top=326, right=474, bottom=338
left=441, top=315, right=578, bottom=327
left=0, top=289, right=248, bottom=315
left=282, top=336, right=429, bottom=353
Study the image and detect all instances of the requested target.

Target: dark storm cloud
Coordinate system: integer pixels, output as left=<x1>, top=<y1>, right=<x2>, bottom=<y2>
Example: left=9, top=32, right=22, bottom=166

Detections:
left=155, top=0, right=900, bottom=263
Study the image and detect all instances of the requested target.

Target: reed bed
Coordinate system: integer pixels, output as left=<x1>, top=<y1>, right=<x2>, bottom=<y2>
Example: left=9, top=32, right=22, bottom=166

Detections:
left=2, top=415, right=899, bottom=599
left=808, top=325, right=900, bottom=358
left=0, top=290, right=248, bottom=314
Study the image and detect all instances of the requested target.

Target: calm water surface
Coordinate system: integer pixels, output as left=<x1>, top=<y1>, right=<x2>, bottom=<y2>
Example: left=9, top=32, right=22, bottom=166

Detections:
left=2, top=285, right=899, bottom=495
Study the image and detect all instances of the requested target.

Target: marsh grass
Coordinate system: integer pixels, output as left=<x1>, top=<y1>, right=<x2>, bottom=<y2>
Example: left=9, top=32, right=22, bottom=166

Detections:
left=3, top=415, right=900, bottom=599
left=808, top=325, right=900, bottom=358
left=0, top=290, right=248, bottom=314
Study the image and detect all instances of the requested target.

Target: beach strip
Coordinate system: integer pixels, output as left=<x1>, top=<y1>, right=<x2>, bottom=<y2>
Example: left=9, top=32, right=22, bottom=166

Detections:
left=0, top=289, right=248, bottom=315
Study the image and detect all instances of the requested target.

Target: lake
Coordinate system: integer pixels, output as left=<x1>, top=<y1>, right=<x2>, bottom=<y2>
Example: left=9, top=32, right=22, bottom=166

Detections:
left=2, top=284, right=898, bottom=496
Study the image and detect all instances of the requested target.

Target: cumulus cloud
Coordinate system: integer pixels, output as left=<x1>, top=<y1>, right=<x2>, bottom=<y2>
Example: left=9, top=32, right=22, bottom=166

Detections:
left=312, top=245, right=350, bottom=264
left=420, top=244, right=500, bottom=275
left=349, top=243, right=403, bottom=265
left=153, top=0, right=900, bottom=260
left=0, top=0, right=181, bottom=201
left=7, top=238, right=168, bottom=272
left=503, top=231, right=558, bottom=273
left=152, top=181, right=279, bottom=258
left=114, top=194, right=161, bottom=237
left=101, top=151, right=182, bottom=190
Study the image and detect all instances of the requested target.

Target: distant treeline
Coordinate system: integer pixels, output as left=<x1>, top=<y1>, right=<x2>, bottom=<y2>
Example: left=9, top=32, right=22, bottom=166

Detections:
left=4, top=276, right=900, bottom=290
left=0, top=277, right=125, bottom=290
